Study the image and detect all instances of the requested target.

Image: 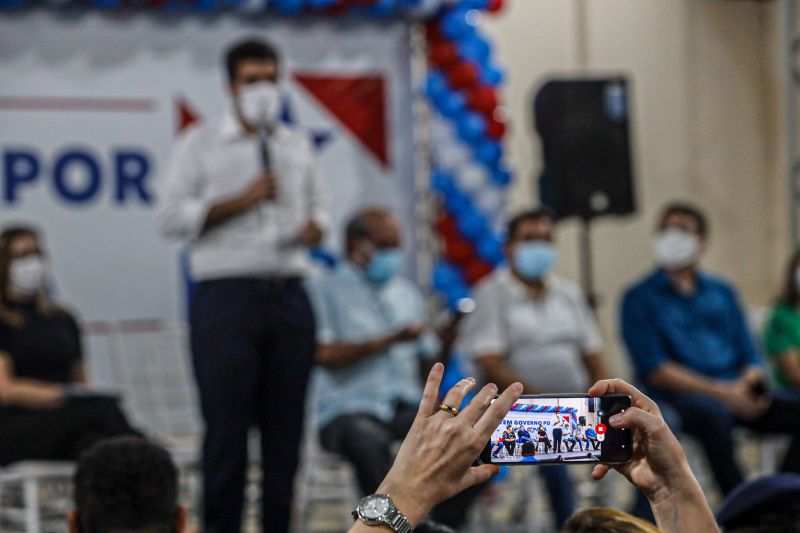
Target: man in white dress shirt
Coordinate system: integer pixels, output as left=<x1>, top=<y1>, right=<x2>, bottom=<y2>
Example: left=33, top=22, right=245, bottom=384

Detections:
left=158, top=38, right=326, bottom=533
left=458, top=207, right=608, bottom=528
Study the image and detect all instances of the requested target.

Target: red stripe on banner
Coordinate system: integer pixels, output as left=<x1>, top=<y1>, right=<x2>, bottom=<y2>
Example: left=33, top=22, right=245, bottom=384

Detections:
left=0, top=96, right=156, bottom=113
left=293, top=74, right=389, bottom=168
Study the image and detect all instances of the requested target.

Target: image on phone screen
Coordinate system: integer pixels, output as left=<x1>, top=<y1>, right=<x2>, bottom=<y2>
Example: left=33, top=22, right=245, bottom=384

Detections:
left=481, top=394, right=632, bottom=465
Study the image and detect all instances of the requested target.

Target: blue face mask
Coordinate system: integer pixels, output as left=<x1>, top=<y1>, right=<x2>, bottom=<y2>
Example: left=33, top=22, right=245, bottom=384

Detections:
left=365, top=249, right=403, bottom=284
left=512, top=241, right=557, bottom=280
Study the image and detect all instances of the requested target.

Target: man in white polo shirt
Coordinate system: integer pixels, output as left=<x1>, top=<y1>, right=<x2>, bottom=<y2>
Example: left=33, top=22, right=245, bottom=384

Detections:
left=458, top=207, right=608, bottom=528
left=158, top=38, right=326, bottom=533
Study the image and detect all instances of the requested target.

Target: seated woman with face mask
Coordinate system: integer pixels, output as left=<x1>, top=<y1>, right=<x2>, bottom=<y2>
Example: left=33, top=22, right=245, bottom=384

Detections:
left=0, top=225, right=138, bottom=466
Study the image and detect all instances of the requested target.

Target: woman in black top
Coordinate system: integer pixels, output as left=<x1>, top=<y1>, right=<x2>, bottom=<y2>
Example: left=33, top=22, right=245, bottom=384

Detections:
left=0, top=226, right=137, bottom=466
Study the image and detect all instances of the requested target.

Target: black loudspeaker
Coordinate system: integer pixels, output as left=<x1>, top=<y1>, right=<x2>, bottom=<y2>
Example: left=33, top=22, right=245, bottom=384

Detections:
left=579, top=416, right=587, bottom=426
left=587, top=397, right=595, bottom=413
left=534, top=78, right=636, bottom=220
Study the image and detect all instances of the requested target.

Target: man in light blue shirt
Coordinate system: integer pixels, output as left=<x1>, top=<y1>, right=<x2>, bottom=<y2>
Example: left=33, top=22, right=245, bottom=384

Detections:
left=308, top=208, right=436, bottom=491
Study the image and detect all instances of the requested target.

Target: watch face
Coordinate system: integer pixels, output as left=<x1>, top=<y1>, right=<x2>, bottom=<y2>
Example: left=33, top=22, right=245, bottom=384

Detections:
left=361, top=495, right=390, bottom=520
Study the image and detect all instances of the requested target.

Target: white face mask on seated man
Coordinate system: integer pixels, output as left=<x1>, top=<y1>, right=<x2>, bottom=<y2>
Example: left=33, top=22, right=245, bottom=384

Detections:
left=652, top=228, right=700, bottom=270
left=9, top=255, right=46, bottom=296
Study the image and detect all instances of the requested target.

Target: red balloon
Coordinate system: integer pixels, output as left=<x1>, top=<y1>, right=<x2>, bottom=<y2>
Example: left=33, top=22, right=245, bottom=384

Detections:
left=425, top=21, right=444, bottom=44
left=486, top=117, right=507, bottom=139
left=487, top=0, right=505, bottom=13
left=429, top=41, right=459, bottom=69
left=435, top=214, right=459, bottom=239
left=467, top=85, right=498, bottom=115
left=464, top=259, right=494, bottom=285
left=443, top=235, right=475, bottom=265
left=447, top=60, right=479, bottom=89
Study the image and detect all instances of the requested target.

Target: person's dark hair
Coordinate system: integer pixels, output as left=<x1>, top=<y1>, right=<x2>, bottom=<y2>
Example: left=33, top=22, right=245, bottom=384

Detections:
left=778, top=250, right=800, bottom=308
left=224, top=38, right=279, bottom=82
left=505, top=207, right=557, bottom=241
left=73, top=437, right=178, bottom=533
left=659, top=201, right=709, bottom=238
left=344, top=207, right=392, bottom=252
left=563, top=508, right=660, bottom=533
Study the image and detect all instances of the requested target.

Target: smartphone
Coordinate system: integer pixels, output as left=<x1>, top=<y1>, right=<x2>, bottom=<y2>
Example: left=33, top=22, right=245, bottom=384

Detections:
left=480, top=394, right=632, bottom=465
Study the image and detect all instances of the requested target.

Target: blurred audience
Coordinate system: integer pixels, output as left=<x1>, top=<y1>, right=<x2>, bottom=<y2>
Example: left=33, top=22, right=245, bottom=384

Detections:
left=0, top=226, right=137, bottom=466
left=764, top=249, right=800, bottom=393
left=716, top=473, right=800, bottom=532
left=308, top=207, right=476, bottom=528
left=459, top=207, right=609, bottom=526
left=158, top=37, right=326, bottom=533
left=621, top=202, right=800, bottom=497
left=348, top=365, right=719, bottom=533
left=68, top=436, right=186, bottom=533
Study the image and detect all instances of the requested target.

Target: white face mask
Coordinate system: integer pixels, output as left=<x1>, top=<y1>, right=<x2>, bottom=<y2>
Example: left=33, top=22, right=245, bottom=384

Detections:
left=653, top=228, right=700, bottom=270
left=236, top=82, right=281, bottom=129
left=9, top=256, right=45, bottom=295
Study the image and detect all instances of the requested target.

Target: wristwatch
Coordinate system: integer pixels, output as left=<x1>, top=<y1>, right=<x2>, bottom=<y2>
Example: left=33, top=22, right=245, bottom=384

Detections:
left=352, top=494, right=413, bottom=533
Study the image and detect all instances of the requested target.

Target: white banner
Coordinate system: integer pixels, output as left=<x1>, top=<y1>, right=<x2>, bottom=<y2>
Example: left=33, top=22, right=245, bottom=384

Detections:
left=0, top=11, right=416, bottom=323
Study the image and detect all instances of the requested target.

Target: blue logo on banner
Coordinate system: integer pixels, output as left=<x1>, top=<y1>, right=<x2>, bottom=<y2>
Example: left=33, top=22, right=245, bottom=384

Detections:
left=2, top=146, right=154, bottom=206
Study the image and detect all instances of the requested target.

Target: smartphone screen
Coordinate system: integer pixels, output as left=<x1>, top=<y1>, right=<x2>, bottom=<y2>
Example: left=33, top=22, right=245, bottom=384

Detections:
left=480, top=394, right=632, bottom=465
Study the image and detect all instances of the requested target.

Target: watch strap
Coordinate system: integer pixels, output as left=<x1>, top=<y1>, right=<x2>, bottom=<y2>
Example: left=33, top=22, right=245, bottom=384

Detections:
left=386, top=508, right=413, bottom=533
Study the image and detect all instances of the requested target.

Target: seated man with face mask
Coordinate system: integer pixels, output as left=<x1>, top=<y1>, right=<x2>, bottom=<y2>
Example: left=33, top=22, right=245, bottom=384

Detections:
left=308, top=208, right=474, bottom=529
left=458, top=207, right=609, bottom=528
left=621, top=202, right=800, bottom=497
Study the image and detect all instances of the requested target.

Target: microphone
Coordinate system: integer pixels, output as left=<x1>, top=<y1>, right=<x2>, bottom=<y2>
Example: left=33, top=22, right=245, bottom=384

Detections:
left=257, top=126, right=272, bottom=172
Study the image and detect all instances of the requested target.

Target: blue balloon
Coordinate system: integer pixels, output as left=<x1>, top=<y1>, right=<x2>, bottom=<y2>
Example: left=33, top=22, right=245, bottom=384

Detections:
left=367, top=0, right=398, bottom=16
left=458, top=35, right=491, bottom=64
left=475, top=139, right=502, bottom=167
left=477, top=236, right=503, bottom=265
left=458, top=209, right=488, bottom=242
left=480, top=63, right=505, bottom=87
left=431, top=171, right=456, bottom=195
left=274, top=0, right=303, bottom=14
left=456, top=111, right=487, bottom=143
left=425, top=71, right=448, bottom=101
left=491, top=167, right=513, bottom=187
left=92, top=0, right=120, bottom=8
left=433, top=262, right=462, bottom=292
left=441, top=8, right=473, bottom=40
left=437, top=90, right=467, bottom=118
left=444, top=190, right=472, bottom=217
left=191, top=0, right=218, bottom=11
left=309, top=0, right=336, bottom=8
left=462, top=0, right=489, bottom=8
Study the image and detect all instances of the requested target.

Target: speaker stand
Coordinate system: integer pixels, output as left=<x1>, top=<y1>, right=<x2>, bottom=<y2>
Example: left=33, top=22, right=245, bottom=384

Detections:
left=579, top=218, right=598, bottom=311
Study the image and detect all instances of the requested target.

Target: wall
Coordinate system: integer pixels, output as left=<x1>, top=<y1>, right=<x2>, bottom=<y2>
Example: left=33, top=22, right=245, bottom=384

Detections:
left=480, top=0, right=787, bottom=377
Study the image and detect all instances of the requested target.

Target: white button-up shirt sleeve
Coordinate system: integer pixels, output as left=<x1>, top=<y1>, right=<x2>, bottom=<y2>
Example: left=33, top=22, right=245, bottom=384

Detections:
left=301, top=136, right=329, bottom=231
left=459, top=277, right=508, bottom=360
left=157, top=128, right=211, bottom=242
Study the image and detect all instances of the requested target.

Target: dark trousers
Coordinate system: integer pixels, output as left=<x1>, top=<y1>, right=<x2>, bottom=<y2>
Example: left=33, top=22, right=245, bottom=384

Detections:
left=664, top=391, right=800, bottom=495
left=552, top=428, right=563, bottom=453
left=503, top=440, right=516, bottom=457
left=320, top=404, right=482, bottom=529
left=540, top=465, right=576, bottom=528
left=0, top=396, right=137, bottom=466
left=191, top=278, right=316, bottom=533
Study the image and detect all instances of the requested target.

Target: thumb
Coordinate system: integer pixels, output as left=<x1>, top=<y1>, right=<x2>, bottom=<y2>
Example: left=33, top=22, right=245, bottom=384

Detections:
left=591, top=464, right=610, bottom=480
left=459, top=464, right=499, bottom=492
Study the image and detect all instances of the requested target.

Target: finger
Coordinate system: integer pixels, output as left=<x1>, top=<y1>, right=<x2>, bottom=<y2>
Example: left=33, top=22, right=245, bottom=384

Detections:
left=587, top=378, right=657, bottom=413
left=435, top=377, right=477, bottom=417
left=474, top=382, right=523, bottom=435
left=417, top=363, right=444, bottom=417
left=608, top=406, right=663, bottom=435
left=591, top=464, right=610, bottom=480
left=459, top=464, right=500, bottom=492
left=460, top=383, right=500, bottom=425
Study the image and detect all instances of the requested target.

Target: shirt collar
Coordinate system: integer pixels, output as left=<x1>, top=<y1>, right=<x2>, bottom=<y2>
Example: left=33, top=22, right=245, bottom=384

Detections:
left=218, top=109, right=288, bottom=143
left=498, top=266, right=558, bottom=301
left=651, top=267, right=709, bottom=292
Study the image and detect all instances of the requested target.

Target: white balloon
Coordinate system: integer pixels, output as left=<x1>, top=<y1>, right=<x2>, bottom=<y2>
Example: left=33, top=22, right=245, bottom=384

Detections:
left=404, top=0, right=446, bottom=19
left=475, top=186, right=506, bottom=216
left=457, top=163, right=488, bottom=192
left=435, top=142, right=469, bottom=172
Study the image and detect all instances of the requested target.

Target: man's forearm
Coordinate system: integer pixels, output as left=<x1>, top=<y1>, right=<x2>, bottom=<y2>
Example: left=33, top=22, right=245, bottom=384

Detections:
left=478, top=356, right=536, bottom=392
left=649, top=471, right=720, bottom=533
left=648, top=362, right=726, bottom=397
left=201, top=194, right=256, bottom=234
left=316, top=337, right=393, bottom=368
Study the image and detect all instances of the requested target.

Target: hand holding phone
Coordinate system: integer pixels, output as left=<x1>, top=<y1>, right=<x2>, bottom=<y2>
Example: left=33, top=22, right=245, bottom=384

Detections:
left=480, top=393, right=632, bottom=465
